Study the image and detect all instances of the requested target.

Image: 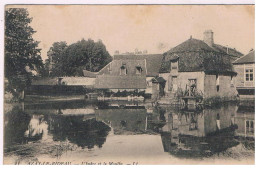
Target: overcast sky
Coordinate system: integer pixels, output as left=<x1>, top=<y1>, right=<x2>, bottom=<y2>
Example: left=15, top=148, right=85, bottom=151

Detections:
left=8, top=5, right=255, bottom=61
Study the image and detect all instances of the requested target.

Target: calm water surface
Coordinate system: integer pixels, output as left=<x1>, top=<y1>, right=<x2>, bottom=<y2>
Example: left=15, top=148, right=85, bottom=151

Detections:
left=4, top=100, right=255, bottom=164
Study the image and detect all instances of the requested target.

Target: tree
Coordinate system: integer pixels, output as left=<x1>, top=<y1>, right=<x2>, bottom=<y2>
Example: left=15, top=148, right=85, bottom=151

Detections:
left=49, top=39, right=112, bottom=77
left=46, top=41, right=68, bottom=76
left=5, top=8, right=43, bottom=101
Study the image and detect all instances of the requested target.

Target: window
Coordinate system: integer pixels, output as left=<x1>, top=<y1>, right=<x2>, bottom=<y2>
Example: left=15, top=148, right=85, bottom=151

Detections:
left=231, top=76, right=234, bottom=87
left=168, top=76, right=173, bottom=91
left=216, top=74, right=220, bottom=92
left=188, top=79, right=197, bottom=96
left=168, top=76, right=177, bottom=91
left=245, top=69, right=253, bottom=81
left=58, top=77, right=63, bottom=85
left=246, top=120, right=254, bottom=134
left=120, top=64, right=127, bottom=75
left=136, top=66, right=142, bottom=75
left=170, top=56, right=179, bottom=72
left=171, top=62, right=178, bottom=70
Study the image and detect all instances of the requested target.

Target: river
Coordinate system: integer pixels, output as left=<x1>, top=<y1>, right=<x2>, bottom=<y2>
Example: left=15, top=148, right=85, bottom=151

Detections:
left=3, top=100, right=254, bottom=164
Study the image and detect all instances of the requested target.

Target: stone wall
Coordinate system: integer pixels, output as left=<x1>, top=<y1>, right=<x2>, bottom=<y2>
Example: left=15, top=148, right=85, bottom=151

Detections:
left=204, top=74, right=238, bottom=98
left=161, top=71, right=238, bottom=99
left=177, top=71, right=205, bottom=94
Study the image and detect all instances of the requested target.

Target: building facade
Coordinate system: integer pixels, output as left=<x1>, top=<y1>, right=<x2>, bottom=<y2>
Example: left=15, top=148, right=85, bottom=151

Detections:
left=233, top=50, right=255, bottom=99
left=159, top=30, right=243, bottom=99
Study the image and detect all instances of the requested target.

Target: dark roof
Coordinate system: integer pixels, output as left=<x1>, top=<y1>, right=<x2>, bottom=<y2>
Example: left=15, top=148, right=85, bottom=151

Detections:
left=160, top=38, right=238, bottom=74
left=114, top=54, right=163, bottom=77
left=94, top=75, right=147, bottom=89
left=165, top=38, right=216, bottom=55
left=83, top=62, right=111, bottom=78
left=83, top=54, right=163, bottom=78
left=31, top=78, right=58, bottom=85
left=233, top=50, right=255, bottom=64
left=109, top=59, right=146, bottom=76
left=83, top=70, right=98, bottom=78
left=152, top=77, right=166, bottom=83
left=156, top=77, right=166, bottom=83
left=212, top=44, right=243, bottom=59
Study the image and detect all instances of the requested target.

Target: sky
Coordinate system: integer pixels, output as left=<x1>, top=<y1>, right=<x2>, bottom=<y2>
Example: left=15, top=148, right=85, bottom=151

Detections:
left=7, top=5, right=255, bottom=61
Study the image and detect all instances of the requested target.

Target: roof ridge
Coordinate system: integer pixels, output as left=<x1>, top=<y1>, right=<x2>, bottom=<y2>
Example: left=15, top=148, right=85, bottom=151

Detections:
left=213, top=43, right=243, bottom=56
left=114, top=54, right=162, bottom=56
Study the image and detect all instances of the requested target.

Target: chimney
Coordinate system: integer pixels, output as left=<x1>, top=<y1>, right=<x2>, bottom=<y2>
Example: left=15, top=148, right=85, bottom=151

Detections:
left=226, top=45, right=229, bottom=54
left=203, top=30, right=214, bottom=47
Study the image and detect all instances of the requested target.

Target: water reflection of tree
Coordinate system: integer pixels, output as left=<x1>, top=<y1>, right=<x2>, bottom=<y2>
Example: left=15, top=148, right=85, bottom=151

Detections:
left=4, top=106, right=31, bottom=148
left=46, top=115, right=111, bottom=149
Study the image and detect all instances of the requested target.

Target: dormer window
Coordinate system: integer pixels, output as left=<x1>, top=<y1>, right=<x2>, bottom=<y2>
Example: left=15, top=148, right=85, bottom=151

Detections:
left=120, top=64, right=127, bottom=75
left=136, top=66, right=142, bottom=75
left=170, top=59, right=178, bottom=73
left=171, top=62, right=178, bottom=70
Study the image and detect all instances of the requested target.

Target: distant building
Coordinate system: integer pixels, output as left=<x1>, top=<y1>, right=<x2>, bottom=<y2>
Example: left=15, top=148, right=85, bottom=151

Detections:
left=114, top=50, right=120, bottom=55
left=233, top=50, right=255, bottom=98
left=28, top=77, right=96, bottom=96
left=159, top=30, right=243, bottom=99
left=83, top=54, right=165, bottom=99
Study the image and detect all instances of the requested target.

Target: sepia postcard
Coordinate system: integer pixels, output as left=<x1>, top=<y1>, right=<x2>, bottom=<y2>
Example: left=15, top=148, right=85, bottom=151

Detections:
left=1, top=0, right=255, bottom=165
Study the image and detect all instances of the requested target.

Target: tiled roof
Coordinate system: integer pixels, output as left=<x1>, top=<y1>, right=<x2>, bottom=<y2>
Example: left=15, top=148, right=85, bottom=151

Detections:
left=165, top=38, right=216, bottom=55
left=160, top=38, right=238, bottom=74
left=94, top=75, right=147, bottom=89
left=83, top=62, right=111, bottom=78
left=109, top=59, right=146, bottom=76
left=212, top=44, right=243, bottom=59
left=83, top=54, right=163, bottom=78
left=114, top=54, right=163, bottom=77
left=233, top=50, right=255, bottom=64
left=82, top=70, right=98, bottom=78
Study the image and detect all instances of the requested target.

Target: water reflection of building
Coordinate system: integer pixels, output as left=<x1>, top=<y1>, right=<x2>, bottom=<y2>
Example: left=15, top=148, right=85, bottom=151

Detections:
left=24, top=100, right=96, bottom=115
left=95, top=108, right=163, bottom=135
left=5, top=101, right=255, bottom=161
left=234, top=105, right=254, bottom=138
left=158, top=104, right=254, bottom=158
left=160, top=104, right=237, bottom=137
left=96, top=101, right=146, bottom=109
